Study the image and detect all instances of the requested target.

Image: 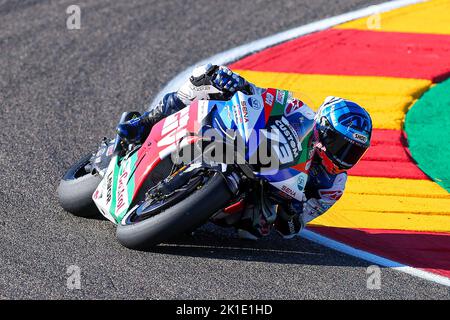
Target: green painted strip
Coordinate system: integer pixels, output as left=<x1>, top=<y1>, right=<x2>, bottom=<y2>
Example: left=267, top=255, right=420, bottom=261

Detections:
left=118, top=154, right=137, bottom=222
left=405, top=78, right=450, bottom=193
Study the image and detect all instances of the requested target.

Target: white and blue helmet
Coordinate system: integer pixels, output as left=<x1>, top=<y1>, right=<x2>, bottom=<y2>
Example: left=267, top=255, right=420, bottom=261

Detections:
left=314, top=96, right=372, bottom=173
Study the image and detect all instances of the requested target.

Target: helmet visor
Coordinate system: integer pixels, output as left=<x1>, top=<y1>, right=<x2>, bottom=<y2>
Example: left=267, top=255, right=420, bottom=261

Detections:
left=319, top=127, right=368, bottom=169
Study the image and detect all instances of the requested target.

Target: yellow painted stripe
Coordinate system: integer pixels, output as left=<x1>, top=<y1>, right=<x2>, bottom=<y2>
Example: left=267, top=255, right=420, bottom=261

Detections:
left=312, top=176, right=450, bottom=233
left=311, top=210, right=450, bottom=233
left=234, top=69, right=431, bottom=130
left=336, top=0, right=450, bottom=35
left=345, top=176, right=450, bottom=198
left=332, top=194, right=450, bottom=214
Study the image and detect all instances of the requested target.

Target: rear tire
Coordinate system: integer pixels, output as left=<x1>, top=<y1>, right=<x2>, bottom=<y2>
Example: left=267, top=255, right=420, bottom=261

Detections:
left=57, top=154, right=102, bottom=218
left=116, top=172, right=233, bottom=249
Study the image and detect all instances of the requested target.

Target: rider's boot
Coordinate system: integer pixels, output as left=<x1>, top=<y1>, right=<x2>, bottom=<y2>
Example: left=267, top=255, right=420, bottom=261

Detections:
left=274, top=203, right=304, bottom=239
left=236, top=206, right=269, bottom=241
left=116, top=92, right=185, bottom=144
left=236, top=185, right=276, bottom=240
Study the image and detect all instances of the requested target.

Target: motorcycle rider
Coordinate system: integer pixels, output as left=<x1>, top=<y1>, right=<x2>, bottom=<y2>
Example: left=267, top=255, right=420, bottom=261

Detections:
left=117, top=64, right=372, bottom=240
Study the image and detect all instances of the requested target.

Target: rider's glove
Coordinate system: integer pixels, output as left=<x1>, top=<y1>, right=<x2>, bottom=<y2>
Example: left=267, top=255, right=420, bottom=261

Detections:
left=212, top=66, right=245, bottom=93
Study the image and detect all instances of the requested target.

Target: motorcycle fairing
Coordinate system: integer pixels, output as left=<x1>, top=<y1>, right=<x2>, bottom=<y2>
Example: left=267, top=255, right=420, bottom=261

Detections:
left=93, top=88, right=314, bottom=224
left=93, top=152, right=139, bottom=223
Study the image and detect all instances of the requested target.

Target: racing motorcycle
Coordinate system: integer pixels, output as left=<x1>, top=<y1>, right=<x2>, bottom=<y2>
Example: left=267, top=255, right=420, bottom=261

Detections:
left=57, top=87, right=313, bottom=249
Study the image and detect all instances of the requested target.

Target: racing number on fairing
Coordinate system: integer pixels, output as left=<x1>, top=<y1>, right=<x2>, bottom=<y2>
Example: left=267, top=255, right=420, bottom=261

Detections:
left=262, top=116, right=301, bottom=167
left=157, top=107, right=190, bottom=155
left=262, top=129, right=294, bottom=164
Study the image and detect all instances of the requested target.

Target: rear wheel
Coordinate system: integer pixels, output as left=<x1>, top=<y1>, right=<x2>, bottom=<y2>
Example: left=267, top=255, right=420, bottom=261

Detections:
left=57, top=154, right=102, bottom=218
left=116, top=171, right=233, bottom=249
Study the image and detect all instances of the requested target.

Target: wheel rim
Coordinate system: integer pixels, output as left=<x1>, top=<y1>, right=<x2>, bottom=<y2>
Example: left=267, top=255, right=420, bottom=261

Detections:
left=124, top=171, right=211, bottom=225
left=63, top=154, right=94, bottom=181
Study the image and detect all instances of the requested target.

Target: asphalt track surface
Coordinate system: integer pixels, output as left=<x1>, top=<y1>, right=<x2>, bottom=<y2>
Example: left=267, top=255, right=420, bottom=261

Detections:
left=1, top=0, right=449, bottom=299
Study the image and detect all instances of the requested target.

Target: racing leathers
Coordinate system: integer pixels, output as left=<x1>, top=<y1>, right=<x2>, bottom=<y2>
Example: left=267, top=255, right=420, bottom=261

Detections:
left=117, top=64, right=347, bottom=239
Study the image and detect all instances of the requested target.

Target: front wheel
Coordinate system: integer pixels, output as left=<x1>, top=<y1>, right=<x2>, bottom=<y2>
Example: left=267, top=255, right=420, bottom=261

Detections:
left=57, top=154, right=102, bottom=218
left=116, top=172, right=233, bottom=249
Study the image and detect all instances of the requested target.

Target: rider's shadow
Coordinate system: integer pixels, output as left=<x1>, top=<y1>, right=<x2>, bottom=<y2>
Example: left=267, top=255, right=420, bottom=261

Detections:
left=147, top=223, right=371, bottom=268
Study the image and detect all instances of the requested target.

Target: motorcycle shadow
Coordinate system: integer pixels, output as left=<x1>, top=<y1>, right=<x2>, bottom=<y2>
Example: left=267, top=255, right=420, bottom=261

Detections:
left=146, top=223, right=369, bottom=268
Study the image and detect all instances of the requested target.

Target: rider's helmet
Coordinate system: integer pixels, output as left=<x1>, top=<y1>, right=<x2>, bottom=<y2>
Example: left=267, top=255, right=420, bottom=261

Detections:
left=313, top=96, right=372, bottom=174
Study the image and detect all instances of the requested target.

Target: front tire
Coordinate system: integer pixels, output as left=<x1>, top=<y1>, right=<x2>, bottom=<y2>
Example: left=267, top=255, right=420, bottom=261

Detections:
left=57, top=154, right=102, bottom=218
left=116, top=172, right=233, bottom=249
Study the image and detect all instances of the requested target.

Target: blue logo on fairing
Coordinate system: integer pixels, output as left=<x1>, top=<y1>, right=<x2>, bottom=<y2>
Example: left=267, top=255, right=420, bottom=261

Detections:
left=297, top=175, right=306, bottom=191
left=247, top=97, right=262, bottom=110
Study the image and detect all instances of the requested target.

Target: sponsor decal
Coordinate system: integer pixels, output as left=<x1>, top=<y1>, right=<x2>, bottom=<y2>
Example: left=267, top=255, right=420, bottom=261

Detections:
left=319, top=189, right=343, bottom=201
left=277, top=190, right=293, bottom=200
left=242, top=103, right=249, bottom=123
left=192, top=84, right=212, bottom=91
left=232, top=102, right=250, bottom=124
left=276, top=90, right=285, bottom=104
left=233, top=105, right=243, bottom=124
left=265, top=92, right=274, bottom=106
left=275, top=121, right=298, bottom=157
left=106, top=171, right=113, bottom=204
left=285, top=99, right=315, bottom=120
left=271, top=120, right=300, bottom=163
left=297, top=174, right=306, bottom=191
left=353, top=132, right=368, bottom=143
left=281, top=185, right=296, bottom=198
left=284, top=99, right=304, bottom=117
left=116, top=171, right=129, bottom=212
left=247, top=97, right=262, bottom=110
left=283, top=117, right=301, bottom=151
